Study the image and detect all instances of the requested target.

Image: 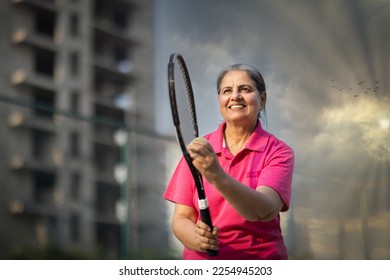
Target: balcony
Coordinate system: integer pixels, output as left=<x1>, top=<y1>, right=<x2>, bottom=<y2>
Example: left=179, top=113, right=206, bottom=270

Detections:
left=11, top=69, right=56, bottom=91
left=8, top=111, right=56, bottom=133
left=12, top=0, right=58, bottom=13
left=8, top=154, right=59, bottom=172
left=93, top=57, right=134, bottom=85
left=92, top=21, right=135, bottom=46
left=12, top=28, right=57, bottom=51
left=8, top=199, right=59, bottom=217
left=93, top=0, right=136, bottom=44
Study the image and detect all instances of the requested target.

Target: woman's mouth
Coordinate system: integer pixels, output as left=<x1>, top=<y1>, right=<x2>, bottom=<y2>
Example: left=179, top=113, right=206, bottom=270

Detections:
left=229, top=104, right=246, bottom=109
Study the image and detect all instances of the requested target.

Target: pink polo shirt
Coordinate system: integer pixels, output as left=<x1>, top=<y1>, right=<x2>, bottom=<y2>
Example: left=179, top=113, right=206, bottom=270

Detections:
left=164, top=121, right=294, bottom=260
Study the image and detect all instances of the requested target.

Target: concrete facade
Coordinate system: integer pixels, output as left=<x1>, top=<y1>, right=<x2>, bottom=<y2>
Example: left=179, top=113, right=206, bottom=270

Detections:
left=0, top=0, right=172, bottom=259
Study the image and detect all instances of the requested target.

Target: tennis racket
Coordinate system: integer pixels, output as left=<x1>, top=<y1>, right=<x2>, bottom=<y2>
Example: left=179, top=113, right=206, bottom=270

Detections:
left=168, top=53, right=218, bottom=257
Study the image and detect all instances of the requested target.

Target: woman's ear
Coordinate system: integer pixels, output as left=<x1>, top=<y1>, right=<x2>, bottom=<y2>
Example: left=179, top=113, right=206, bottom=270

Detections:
left=260, top=91, right=267, bottom=109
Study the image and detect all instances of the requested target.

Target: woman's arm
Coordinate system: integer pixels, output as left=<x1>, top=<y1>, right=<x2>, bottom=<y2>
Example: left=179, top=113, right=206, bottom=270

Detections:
left=188, top=138, right=284, bottom=222
left=172, top=203, right=219, bottom=252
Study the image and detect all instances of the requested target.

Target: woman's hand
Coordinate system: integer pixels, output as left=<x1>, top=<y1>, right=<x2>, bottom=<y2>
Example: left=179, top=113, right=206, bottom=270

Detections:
left=187, top=137, right=224, bottom=184
left=194, top=220, right=219, bottom=253
left=172, top=203, right=219, bottom=253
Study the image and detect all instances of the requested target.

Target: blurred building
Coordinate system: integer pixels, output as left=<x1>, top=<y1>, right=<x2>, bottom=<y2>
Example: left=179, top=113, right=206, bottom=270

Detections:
left=0, top=0, right=172, bottom=259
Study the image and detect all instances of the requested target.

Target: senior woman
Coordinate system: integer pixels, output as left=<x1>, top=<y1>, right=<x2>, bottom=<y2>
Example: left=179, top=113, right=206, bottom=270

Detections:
left=164, top=63, right=295, bottom=260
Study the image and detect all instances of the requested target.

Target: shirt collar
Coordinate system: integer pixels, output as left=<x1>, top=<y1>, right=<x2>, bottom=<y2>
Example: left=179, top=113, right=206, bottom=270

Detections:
left=245, top=121, right=270, bottom=152
left=208, top=121, right=270, bottom=154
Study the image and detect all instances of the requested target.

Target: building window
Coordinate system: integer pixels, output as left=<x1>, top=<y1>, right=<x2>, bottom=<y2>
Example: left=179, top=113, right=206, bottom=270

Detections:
left=112, top=10, right=127, bottom=30
left=33, top=88, right=55, bottom=118
left=114, top=46, right=133, bottom=73
left=70, top=214, right=80, bottom=243
left=96, top=183, right=120, bottom=215
left=34, top=48, right=55, bottom=77
left=70, top=172, right=81, bottom=200
left=34, top=9, right=56, bottom=38
left=94, top=33, right=105, bottom=56
left=70, top=90, right=80, bottom=114
left=32, top=130, right=50, bottom=159
left=114, top=46, right=126, bottom=62
left=96, top=223, right=120, bottom=255
left=47, top=216, right=59, bottom=243
left=70, top=52, right=80, bottom=77
left=70, top=131, right=80, bottom=157
left=70, top=13, right=80, bottom=37
left=33, top=171, right=56, bottom=204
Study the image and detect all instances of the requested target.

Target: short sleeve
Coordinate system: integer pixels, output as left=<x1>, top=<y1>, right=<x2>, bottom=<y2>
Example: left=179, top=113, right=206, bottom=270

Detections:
left=257, top=141, right=295, bottom=211
left=163, top=157, right=196, bottom=208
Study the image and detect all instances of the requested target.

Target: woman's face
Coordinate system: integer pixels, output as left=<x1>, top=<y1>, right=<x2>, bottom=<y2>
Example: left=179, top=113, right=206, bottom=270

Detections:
left=218, top=70, right=264, bottom=126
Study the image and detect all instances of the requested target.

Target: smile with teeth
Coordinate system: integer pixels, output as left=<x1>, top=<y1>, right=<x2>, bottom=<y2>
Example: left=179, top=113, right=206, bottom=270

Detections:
left=229, top=104, right=246, bottom=109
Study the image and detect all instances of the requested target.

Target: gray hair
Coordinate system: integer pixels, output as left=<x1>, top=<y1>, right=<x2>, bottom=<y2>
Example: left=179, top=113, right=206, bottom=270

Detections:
left=216, top=63, right=267, bottom=123
left=217, top=63, right=266, bottom=94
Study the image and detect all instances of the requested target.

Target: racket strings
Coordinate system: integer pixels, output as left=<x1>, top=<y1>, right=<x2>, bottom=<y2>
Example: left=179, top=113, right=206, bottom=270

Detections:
left=177, top=56, right=199, bottom=138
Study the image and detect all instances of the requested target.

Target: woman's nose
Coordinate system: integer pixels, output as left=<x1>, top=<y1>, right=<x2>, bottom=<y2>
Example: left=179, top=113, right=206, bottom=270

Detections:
left=231, top=89, right=242, bottom=99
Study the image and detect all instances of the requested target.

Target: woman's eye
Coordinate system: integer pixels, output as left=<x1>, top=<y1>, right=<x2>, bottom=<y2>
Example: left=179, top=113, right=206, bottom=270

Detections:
left=240, top=87, right=250, bottom=92
left=223, top=89, right=232, bottom=94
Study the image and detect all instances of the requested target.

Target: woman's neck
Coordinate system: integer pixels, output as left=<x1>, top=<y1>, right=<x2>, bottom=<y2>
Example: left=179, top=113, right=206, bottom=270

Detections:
left=224, top=121, right=257, bottom=155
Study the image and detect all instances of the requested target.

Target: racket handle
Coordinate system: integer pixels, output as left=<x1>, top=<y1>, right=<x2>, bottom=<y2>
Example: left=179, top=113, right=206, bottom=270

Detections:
left=199, top=204, right=219, bottom=257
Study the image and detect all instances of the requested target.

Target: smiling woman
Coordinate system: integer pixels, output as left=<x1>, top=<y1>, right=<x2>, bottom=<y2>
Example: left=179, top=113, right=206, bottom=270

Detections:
left=164, top=63, right=295, bottom=260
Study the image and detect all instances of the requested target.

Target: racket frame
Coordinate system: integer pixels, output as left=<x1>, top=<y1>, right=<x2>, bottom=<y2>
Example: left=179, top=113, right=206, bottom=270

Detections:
left=168, top=53, right=218, bottom=257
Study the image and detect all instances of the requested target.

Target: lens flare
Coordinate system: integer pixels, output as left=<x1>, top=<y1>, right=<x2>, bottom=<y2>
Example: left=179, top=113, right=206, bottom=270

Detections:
left=378, top=117, right=390, bottom=130
left=320, top=97, right=390, bottom=162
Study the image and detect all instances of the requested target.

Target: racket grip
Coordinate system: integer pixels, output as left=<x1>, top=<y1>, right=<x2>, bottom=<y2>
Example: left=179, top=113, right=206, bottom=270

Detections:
left=199, top=205, right=219, bottom=257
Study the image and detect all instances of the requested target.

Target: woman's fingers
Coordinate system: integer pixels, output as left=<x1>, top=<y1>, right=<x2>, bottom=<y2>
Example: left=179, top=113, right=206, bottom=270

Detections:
left=188, top=138, right=215, bottom=168
left=195, top=220, right=219, bottom=252
left=188, top=137, right=211, bottom=154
